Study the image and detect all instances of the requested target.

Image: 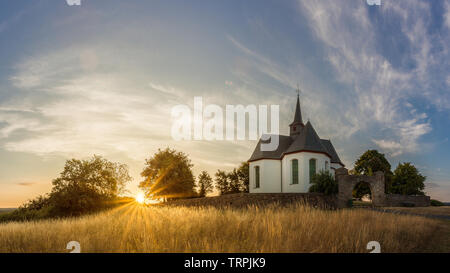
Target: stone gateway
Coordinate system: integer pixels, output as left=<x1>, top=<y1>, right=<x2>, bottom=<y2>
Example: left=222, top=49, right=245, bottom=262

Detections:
left=335, top=168, right=430, bottom=208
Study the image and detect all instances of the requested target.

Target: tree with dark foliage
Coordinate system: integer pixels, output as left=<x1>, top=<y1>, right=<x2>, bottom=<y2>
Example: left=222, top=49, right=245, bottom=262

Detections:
left=391, top=162, right=426, bottom=195
left=50, top=155, right=132, bottom=216
left=139, top=148, right=196, bottom=200
left=215, top=170, right=229, bottom=195
left=237, top=162, right=249, bottom=192
left=214, top=162, right=249, bottom=195
left=1, top=155, right=132, bottom=222
left=197, top=171, right=214, bottom=197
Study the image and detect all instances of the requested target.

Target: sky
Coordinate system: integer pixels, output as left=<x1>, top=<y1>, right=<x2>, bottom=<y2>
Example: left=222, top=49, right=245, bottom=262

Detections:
left=1, top=0, right=450, bottom=207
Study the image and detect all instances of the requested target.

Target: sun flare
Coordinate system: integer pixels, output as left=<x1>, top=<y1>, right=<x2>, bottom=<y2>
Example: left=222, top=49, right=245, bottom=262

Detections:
left=136, top=192, right=146, bottom=204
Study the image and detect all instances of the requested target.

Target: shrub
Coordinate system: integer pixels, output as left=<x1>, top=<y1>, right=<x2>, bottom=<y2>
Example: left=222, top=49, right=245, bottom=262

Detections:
left=430, top=199, right=444, bottom=207
left=309, top=171, right=338, bottom=195
left=346, top=199, right=353, bottom=208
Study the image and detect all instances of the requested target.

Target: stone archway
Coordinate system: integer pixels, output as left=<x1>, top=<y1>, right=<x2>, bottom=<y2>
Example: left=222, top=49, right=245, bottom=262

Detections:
left=335, top=168, right=386, bottom=208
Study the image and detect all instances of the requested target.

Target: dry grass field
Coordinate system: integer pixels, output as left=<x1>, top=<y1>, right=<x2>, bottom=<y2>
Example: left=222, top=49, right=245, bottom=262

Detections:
left=0, top=202, right=448, bottom=253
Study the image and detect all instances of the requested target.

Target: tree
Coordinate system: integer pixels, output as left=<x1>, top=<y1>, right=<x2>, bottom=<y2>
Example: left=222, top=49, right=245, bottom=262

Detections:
left=352, top=182, right=372, bottom=199
left=309, top=170, right=338, bottom=195
left=0, top=155, right=132, bottom=222
left=197, top=171, right=214, bottom=197
left=215, top=170, right=229, bottom=195
left=391, top=162, right=426, bottom=195
left=50, top=155, right=132, bottom=216
left=139, top=148, right=196, bottom=200
left=237, top=162, right=249, bottom=193
left=228, top=169, right=241, bottom=193
left=352, top=180, right=373, bottom=199
left=353, top=150, right=393, bottom=193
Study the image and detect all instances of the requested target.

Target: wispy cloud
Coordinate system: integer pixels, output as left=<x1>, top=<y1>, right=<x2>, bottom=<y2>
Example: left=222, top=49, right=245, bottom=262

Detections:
left=296, top=0, right=440, bottom=156
left=17, top=182, right=35, bottom=187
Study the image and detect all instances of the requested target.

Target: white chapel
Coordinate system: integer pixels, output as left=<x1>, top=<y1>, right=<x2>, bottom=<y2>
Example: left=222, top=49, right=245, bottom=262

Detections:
left=248, top=94, right=344, bottom=193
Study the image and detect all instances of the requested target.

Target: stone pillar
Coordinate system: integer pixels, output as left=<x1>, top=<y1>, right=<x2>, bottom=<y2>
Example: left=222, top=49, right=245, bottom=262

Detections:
left=336, top=168, right=351, bottom=208
left=371, top=171, right=386, bottom=207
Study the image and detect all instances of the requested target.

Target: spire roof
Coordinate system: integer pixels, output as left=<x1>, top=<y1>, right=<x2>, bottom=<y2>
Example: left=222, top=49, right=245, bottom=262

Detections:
left=293, top=94, right=303, bottom=123
left=284, top=121, right=329, bottom=156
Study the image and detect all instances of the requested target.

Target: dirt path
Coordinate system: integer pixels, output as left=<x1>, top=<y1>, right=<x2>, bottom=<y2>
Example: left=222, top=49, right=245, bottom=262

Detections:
left=368, top=207, right=450, bottom=220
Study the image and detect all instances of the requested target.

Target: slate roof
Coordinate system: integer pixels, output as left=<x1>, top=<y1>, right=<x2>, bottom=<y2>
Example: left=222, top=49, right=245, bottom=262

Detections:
left=248, top=95, right=344, bottom=167
left=248, top=121, right=344, bottom=164
left=248, top=135, right=293, bottom=161
left=320, top=139, right=344, bottom=166
left=283, top=121, right=329, bottom=155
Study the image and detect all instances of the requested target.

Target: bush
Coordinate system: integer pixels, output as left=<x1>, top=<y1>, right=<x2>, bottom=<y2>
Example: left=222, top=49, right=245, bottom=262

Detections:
left=0, top=206, right=53, bottom=222
left=347, top=199, right=353, bottom=208
left=430, top=199, right=444, bottom=207
left=309, top=171, right=338, bottom=195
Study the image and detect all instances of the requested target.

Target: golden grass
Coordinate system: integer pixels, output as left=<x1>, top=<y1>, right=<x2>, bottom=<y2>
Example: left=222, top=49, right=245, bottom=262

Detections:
left=0, top=202, right=444, bottom=253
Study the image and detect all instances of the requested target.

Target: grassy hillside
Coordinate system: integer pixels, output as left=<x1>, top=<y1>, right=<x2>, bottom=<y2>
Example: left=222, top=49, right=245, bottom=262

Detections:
left=0, top=202, right=447, bottom=253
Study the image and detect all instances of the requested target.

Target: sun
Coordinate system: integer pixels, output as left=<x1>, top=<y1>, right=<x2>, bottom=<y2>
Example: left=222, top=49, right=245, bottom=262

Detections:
left=136, top=192, right=146, bottom=204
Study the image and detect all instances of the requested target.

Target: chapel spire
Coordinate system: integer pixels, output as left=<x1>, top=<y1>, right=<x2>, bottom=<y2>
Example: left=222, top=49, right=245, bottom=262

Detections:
left=289, top=84, right=304, bottom=136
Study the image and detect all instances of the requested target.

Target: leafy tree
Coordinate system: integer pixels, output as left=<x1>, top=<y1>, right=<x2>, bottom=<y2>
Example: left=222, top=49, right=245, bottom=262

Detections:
left=139, top=148, right=196, bottom=200
left=353, top=150, right=393, bottom=193
left=1, top=155, right=132, bottom=222
left=352, top=182, right=371, bottom=200
left=214, top=162, right=249, bottom=195
left=309, top=170, right=338, bottom=195
left=237, top=162, right=249, bottom=193
left=197, top=171, right=214, bottom=197
left=215, top=170, right=229, bottom=195
left=352, top=183, right=371, bottom=199
left=52, top=155, right=130, bottom=197
left=391, top=162, right=426, bottom=195
left=228, top=169, right=241, bottom=193
left=20, top=194, right=51, bottom=211
left=50, top=155, right=132, bottom=216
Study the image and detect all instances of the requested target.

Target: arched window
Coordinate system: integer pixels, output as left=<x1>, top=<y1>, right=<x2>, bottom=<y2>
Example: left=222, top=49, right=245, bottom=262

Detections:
left=291, top=159, right=299, bottom=184
left=255, top=166, right=260, bottom=188
left=309, top=158, right=316, bottom=183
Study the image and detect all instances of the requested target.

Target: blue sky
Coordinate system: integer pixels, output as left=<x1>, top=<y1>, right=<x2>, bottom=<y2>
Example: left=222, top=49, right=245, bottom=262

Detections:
left=0, top=0, right=449, bottom=206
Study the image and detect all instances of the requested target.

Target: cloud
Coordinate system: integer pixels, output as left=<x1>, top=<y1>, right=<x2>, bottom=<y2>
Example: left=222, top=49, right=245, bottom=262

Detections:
left=2, top=46, right=179, bottom=161
left=445, top=1, right=450, bottom=30
left=16, top=182, right=36, bottom=187
left=1, top=44, right=268, bottom=176
left=296, top=0, right=438, bottom=156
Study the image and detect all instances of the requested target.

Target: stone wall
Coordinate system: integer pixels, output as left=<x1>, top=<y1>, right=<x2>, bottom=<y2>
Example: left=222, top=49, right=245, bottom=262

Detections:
left=335, top=168, right=386, bottom=207
left=385, top=194, right=430, bottom=207
left=160, top=193, right=337, bottom=209
left=335, top=167, right=431, bottom=208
